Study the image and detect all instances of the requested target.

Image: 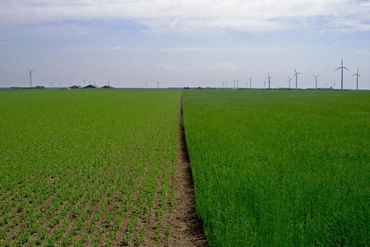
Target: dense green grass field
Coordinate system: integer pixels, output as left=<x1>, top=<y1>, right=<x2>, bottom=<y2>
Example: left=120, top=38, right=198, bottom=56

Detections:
left=183, top=90, right=370, bottom=246
left=0, top=90, right=180, bottom=246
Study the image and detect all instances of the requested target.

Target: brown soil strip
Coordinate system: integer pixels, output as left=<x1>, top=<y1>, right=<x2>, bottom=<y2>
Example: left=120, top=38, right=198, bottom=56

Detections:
left=162, top=95, right=208, bottom=246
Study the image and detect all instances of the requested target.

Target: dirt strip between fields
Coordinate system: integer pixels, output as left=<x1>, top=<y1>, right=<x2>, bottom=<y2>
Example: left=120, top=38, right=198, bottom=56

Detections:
left=164, top=95, right=208, bottom=246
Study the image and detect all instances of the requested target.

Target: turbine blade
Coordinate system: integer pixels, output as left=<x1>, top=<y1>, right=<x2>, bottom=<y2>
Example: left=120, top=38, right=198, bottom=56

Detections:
left=344, top=67, right=350, bottom=71
left=335, top=67, right=341, bottom=71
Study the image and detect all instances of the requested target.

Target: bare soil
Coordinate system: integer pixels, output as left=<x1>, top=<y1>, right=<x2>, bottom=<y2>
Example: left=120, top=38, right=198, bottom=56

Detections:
left=161, top=95, right=208, bottom=247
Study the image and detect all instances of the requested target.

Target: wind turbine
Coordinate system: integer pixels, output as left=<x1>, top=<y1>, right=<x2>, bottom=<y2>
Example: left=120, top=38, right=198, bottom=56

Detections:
left=28, top=69, right=35, bottom=88
left=248, top=77, right=253, bottom=89
left=235, top=79, right=239, bottom=89
left=288, top=77, right=292, bottom=89
left=313, top=73, right=320, bottom=89
left=266, top=73, right=272, bottom=89
left=293, top=68, right=302, bottom=89
left=352, top=69, right=361, bottom=90
left=335, top=58, right=349, bottom=90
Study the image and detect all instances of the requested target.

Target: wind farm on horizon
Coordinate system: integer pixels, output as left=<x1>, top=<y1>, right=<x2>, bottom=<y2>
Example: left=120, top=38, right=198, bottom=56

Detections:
left=219, top=58, right=364, bottom=91
left=2, top=58, right=367, bottom=91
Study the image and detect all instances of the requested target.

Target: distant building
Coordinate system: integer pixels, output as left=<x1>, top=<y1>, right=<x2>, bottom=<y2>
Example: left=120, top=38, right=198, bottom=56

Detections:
left=102, top=85, right=114, bottom=89
left=70, top=85, right=81, bottom=89
left=83, top=84, right=97, bottom=89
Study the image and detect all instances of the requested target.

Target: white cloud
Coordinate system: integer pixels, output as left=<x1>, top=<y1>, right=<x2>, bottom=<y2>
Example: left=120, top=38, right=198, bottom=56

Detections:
left=331, top=19, right=370, bottom=32
left=0, top=0, right=369, bottom=32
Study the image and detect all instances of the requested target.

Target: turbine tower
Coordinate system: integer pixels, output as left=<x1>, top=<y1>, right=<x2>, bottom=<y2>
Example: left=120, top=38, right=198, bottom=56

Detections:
left=313, top=73, right=320, bottom=89
left=248, top=77, right=253, bottom=88
left=352, top=69, right=361, bottom=90
left=266, top=73, right=272, bottom=89
left=235, top=79, right=239, bottom=89
left=28, top=69, right=35, bottom=88
left=288, top=77, right=292, bottom=88
left=335, top=58, right=349, bottom=90
left=293, top=68, right=302, bottom=89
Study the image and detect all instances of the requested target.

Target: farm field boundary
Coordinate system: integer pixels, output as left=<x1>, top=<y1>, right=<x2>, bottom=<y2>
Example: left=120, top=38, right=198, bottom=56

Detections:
left=163, top=95, right=208, bottom=246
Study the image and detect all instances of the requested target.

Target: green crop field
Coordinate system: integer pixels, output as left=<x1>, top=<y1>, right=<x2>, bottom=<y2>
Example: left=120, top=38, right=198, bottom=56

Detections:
left=0, top=90, right=180, bottom=246
left=1, top=89, right=369, bottom=247
left=183, top=90, right=370, bottom=246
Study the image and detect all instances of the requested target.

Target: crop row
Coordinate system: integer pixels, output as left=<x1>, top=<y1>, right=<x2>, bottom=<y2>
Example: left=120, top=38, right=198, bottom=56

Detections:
left=0, top=90, right=180, bottom=246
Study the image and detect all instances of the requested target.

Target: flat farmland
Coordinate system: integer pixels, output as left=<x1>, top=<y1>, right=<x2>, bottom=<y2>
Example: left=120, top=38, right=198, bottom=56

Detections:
left=0, top=90, right=198, bottom=246
left=1, top=89, right=369, bottom=247
left=183, top=90, right=370, bottom=246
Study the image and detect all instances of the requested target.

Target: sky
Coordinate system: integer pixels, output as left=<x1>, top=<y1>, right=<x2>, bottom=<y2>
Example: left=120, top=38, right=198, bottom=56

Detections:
left=0, top=0, right=370, bottom=89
